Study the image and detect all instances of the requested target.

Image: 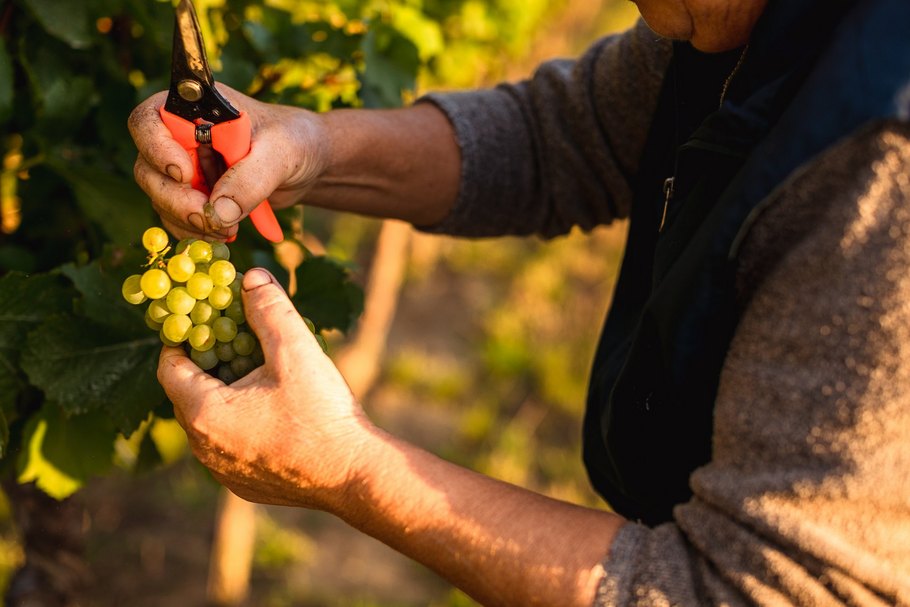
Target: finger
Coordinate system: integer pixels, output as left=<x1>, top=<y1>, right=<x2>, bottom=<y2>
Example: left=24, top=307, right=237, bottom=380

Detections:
left=135, top=154, right=208, bottom=226
left=137, top=156, right=235, bottom=241
left=205, top=154, right=291, bottom=230
left=157, top=346, right=222, bottom=426
left=240, top=269, right=317, bottom=367
left=128, top=91, right=194, bottom=186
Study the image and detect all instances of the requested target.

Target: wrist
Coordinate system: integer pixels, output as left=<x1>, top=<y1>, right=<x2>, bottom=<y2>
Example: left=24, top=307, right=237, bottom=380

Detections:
left=281, top=106, right=331, bottom=193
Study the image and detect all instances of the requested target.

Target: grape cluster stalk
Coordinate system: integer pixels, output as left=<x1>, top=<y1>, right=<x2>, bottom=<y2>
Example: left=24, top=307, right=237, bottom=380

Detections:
left=122, top=227, right=263, bottom=384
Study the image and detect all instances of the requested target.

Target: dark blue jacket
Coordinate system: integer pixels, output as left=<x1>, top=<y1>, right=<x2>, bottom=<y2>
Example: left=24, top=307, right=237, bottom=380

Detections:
left=583, top=0, right=910, bottom=525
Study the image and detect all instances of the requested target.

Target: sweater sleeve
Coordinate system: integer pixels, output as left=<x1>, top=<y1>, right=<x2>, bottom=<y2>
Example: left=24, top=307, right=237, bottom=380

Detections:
left=416, top=19, right=671, bottom=239
left=595, top=122, right=910, bottom=606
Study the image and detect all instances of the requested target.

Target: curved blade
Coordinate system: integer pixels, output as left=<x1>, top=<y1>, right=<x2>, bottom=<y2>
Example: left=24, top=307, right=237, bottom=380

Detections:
left=165, top=0, right=240, bottom=124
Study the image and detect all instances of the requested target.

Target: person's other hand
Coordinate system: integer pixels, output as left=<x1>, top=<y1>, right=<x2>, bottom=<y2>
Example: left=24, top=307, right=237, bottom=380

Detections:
left=128, top=85, right=327, bottom=240
left=157, top=268, right=372, bottom=510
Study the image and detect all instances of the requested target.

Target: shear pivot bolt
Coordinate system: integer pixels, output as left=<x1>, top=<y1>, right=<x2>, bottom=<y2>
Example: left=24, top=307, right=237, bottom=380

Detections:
left=177, top=79, right=204, bottom=102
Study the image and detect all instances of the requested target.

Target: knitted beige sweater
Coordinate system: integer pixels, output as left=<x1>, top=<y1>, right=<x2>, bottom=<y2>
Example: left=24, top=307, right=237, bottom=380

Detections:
left=423, top=18, right=910, bottom=606
left=597, top=122, right=910, bottom=605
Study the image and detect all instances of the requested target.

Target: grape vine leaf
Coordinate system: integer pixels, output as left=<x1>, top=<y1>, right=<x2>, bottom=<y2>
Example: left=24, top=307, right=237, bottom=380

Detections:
left=20, top=314, right=163, bottom=435
left=21, top=0, right=93, bottom=50
left=49, top=162, right=155, bottom=247
left=19, top=43, right=96, bottom=135
left=61, top=256, right=148, bottom=336
left=17, top=404, right=117, bottom=500
left=359, top=22, right=419, bottom=109
left=0, top=272, right=76, bottom=416
left=292, top=256, right=364, bottom=332
left=250, top=250, right=363, bottom=333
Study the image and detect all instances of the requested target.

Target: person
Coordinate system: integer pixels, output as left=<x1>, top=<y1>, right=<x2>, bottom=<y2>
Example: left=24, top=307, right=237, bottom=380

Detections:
left=128, top=0, right=910, bottom=604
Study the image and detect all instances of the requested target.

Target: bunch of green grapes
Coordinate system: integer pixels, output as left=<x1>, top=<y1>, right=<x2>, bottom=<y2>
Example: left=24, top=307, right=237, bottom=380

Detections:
left=121, top=227, right=262, bottom=384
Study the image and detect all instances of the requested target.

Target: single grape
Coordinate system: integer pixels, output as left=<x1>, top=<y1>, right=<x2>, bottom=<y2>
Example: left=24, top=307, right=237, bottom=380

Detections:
left=121, top=274, right=146, bottom=305
left=252, top=343, right=265, bottom=366
left=167, top=254, right=195, bottom=282
left=190, top=301, right=218, bottom=325
left=213, top=316, right=238, bottom=342
left=190, top=347, right=219, bottom=371
left=145, top=313, right=163, bottom=332
left=229, top=272, right=243, bottom=297
left=315, top=334, right=328, bottom=353
left=209, top=260, right=236, bottom=287
left=162, top=314, right=192, bottom=343
left=140, top=269, right=171, bottom=300
left=188, top=324, right=216, bottom=351
left=175, top=238, right=195, bottom=254
left=230, top=355, right=256, bottom=378
left=147, top=298, right=171, bottom=323
left=224, top=301, right=245, bottom=325
left=231, top=331, right=256, bottom=356
left=186, top=272, right=214, bottom=300
left=166, top=286, right=196, bottom=315
left=159, top=329, right=181, bottom=347
left=217, top=364, right=239, bottom=384
left=187, top=240, right=213, bottom=264
left=214, top=341, right=236, bottom=362
left=208, top=285, right=233, bottom=310
left=211, top=242, right=230, bottom=261
left=142, top=227, right=169, bottom=253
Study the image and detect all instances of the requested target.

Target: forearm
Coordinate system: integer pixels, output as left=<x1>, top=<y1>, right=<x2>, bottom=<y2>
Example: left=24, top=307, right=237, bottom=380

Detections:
left=334, top=426, right=626, bottom=607
left=305, top=103, right=461, bottom=226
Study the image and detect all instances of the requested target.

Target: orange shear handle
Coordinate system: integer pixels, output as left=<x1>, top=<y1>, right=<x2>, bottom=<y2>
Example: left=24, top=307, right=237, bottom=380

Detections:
left=159, top=107, right=283, bottom=243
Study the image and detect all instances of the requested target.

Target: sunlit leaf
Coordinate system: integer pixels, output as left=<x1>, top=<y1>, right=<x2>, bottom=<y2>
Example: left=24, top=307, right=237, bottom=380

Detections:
left=17, top=404, right=117, bottom=500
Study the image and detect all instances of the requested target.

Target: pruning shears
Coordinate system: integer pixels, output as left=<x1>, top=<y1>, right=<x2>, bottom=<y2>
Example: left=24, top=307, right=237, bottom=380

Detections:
left=160, top=0, right=283, bottom=243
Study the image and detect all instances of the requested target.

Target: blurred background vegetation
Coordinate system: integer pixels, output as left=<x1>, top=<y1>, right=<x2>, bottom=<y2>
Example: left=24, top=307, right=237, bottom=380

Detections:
left=0, top=0, right=638, bottom=604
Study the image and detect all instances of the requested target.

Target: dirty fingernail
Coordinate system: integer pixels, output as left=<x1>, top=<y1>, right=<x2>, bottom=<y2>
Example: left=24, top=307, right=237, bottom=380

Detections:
left=165, top=164, right=183, bottom=182
left=243, top=269, right=272, bottom=291
left=188, top=213, right=204, bottom=231
left=213, top=197, right=242, bottom=226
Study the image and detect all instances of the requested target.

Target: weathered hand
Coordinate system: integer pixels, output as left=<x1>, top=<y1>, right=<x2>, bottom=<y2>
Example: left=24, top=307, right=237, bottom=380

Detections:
left=128, top=84, right=327, bottom=240
left=157, top=268, right=372, bottom=511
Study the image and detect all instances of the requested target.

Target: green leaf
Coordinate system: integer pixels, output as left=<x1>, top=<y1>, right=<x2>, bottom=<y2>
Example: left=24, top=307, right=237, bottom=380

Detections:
left=20, top=314, right=163, bottom=434
left=293, top=256, right=364, bottom=333
left=19, top=43, right=96, bottom=134
left=60, top=256, right=148, bottom=335
left=359, top=23, right=419, bottom=109
left=22, top=0, right=93, bottom=50
left=0, top=272, right=75, bottom=413
left=0, top=42, right=12, bottom=124
left=49, top=162, right=155, bottom=247
left=17, top=404, right=117, bottom=500
left=392, top=6, right=444, bottom=62
left=249, top=250, right=363, bottom=334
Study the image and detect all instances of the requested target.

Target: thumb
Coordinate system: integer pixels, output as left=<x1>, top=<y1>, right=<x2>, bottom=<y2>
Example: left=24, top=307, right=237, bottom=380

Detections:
left=205, top=143, right=288, bottom=230
left=241, top=269, right=319, bottom=365
left=158, top=346, right=222, bottom=428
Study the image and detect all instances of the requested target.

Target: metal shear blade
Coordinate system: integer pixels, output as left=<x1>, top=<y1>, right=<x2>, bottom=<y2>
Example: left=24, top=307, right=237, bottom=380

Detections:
left=165, top=0, right=239, bottom=125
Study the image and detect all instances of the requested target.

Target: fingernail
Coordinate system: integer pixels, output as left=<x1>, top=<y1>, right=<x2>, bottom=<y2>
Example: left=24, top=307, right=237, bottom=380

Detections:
left=188, top=213, right=204, bottom=231
left=243, top=269, right=273, bottom=291
left=213, top=197, right=243, bottom=226
left=165, top=164, right=183, bottom=182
